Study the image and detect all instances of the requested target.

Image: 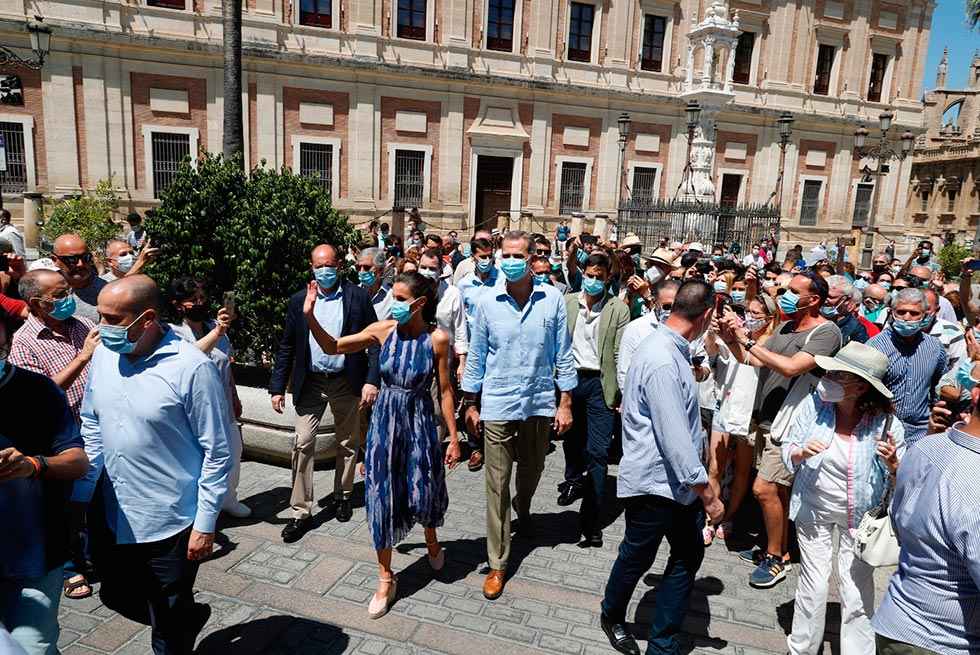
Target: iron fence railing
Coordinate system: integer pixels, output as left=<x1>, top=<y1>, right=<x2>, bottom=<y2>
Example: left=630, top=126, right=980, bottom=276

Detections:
left=617, top=199, right=781, bottom=255
left=0, top=121, right=27, bottom=194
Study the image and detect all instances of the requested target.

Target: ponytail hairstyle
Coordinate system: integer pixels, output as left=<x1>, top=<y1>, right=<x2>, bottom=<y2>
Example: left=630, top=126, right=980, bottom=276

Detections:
left=395, top=271, right=437, bottom=325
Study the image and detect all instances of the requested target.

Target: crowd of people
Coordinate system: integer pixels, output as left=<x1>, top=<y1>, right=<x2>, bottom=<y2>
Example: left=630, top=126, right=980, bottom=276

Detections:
left=1, top=206, right=979, bottom=655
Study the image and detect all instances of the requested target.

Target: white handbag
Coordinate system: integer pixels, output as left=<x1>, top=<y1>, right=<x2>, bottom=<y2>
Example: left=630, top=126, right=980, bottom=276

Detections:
left=854, top=484, right=900, bottom=567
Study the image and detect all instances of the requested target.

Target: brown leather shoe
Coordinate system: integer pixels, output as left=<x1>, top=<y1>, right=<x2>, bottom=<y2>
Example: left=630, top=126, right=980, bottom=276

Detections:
left=468, top=450, right=484, bottom=472
left=482, top=569, right=506, bottom=600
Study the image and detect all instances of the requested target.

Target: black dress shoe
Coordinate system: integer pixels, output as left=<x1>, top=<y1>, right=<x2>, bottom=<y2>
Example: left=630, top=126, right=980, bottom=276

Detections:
left=281, top=517, right=312, bottom=543
left=557, top=483, right=584, bottom=507
left=336, top=497, right=353, bottom=523
left=600, top=614, right=640, bottom=655
left=578, top=532, right=603, bottom=548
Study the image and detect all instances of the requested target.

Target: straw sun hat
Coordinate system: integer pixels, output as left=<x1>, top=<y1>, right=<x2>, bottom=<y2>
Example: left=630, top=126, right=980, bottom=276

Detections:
left=813, top=341, right=893, bottom=399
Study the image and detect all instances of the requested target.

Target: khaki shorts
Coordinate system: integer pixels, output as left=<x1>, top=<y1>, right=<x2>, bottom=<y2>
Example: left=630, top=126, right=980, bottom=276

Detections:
left=753, top=426, right=795, bottom=487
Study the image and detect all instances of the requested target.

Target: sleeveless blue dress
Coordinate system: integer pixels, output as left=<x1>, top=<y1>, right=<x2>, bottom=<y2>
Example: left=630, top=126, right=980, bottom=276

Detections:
left=365, top=328, right=449, bottom=550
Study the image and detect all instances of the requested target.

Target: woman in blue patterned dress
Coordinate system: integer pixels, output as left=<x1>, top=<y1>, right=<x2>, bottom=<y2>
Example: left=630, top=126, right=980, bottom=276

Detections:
left=304, top=271, right=462, bottom=619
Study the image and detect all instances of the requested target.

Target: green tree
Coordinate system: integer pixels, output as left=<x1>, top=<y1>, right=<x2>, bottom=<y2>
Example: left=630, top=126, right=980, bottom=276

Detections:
left=39, top=178, right=121, bottom=253
left=144, top=153, right=360, bottom=363
left=970, top=0, right=980, bottom=29
left=938, top=241, right=972, bottom=279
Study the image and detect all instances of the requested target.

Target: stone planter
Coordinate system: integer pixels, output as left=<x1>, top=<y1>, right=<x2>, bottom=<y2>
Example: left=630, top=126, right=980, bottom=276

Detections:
left=236, top=384, right=337, bottom=466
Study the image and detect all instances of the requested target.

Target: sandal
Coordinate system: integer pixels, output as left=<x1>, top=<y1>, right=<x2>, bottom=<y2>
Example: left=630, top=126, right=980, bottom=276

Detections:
left=63, top=574, right=93, bottom=600
left=702, top=525, right=715, bottom=547
left=467, top=450, right=484, bottom=472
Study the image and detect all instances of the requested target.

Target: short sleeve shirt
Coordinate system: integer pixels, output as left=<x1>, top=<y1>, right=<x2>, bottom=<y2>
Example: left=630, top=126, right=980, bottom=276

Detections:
left=73, top=275, right=107, bottom=323
left=756, top=320, right=842, bottom=426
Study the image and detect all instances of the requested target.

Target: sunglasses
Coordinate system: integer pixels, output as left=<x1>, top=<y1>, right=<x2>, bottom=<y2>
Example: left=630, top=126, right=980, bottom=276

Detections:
left=535, top=249, right=552, bottom=257
left=54, top=252, right=94, bottom=267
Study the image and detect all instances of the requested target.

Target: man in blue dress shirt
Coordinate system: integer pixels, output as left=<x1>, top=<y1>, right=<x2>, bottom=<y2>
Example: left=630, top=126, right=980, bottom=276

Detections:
left=599, top=280, right=724, bottom=655
left=461, top=230, right=576, bottom=601
left=72, top=275, right=232, bottom=655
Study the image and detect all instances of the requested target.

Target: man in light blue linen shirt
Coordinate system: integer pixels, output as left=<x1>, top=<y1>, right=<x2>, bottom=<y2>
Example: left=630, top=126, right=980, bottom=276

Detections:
left=599, top=280, right=724, bottom=655
left=462, top=230, right=576, bottom=602
left=72, top=275, right=231, bottom=655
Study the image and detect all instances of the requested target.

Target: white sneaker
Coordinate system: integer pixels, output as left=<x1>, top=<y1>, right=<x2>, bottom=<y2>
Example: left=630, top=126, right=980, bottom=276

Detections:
left=223, top=501, right=252, bottom=518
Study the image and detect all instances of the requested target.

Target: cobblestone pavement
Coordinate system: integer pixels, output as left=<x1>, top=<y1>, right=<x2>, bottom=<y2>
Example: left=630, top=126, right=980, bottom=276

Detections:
left=58, top=448, right=887, bottom=655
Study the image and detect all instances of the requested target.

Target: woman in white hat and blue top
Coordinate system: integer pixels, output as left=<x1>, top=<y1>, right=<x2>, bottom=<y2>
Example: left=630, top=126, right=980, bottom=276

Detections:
left=780, top=341, right=905, bottom=655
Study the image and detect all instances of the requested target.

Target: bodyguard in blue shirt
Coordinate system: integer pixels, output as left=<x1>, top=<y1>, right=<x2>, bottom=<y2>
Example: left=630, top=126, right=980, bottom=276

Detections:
left=461, top=230, right=576, bottom=602
left=72, top=276, right=232, bottom=655
left=599, top=280, right=724, bottom=655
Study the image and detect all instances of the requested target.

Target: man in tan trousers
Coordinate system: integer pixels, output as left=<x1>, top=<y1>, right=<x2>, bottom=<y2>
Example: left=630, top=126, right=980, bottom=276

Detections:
left=270, top=244, right=380, bottom=543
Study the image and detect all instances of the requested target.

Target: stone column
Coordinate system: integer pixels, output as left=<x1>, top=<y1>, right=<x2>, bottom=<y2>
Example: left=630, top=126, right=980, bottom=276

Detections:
left=23, top=192, right=42, bottom=255
left=685, top=107, right=718, bottom=202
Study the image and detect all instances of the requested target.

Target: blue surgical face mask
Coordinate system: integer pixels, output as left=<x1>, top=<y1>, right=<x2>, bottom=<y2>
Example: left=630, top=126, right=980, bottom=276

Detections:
left=390, top=299, right=416, bottom=325
left=99, top=311, right=149, bottom=355
left=476, top=257, right=494, bottom=273
left=314, top=266, right=338, bottom=289
left=49, top=293, right=77, bottom=321
left=879, top=281, right=892, bottom=291
left=730, top=290, right=746, bottom=304
left=461, top=243, right=472, bottom=258
left=358, top=271, right=376, bottom=287
left=854, top=278, right=870, bottom=291
left=713, top=281, right=728, bottom=294
left=115, top=253, right=135, bottom=274
left=582, top=275, right=605, bottom=297
left=892, top=317, right=925, bottom=338
left=956, top=357, right=979, bottom=391
left=576, top=249, right=588, bottom=265
left=779, top=290, right=801, bottom=315
left=533, top=273, right=549, bottom=285
left=500, top=257, right=528, bottom=282
left=820, top=304, right=839, bottom=319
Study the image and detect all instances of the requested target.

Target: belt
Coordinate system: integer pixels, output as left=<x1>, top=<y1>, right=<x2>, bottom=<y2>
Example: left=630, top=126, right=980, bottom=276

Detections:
left=577, top=369, right=601, bottom=378
left=310, top=370, right=346, bottom=380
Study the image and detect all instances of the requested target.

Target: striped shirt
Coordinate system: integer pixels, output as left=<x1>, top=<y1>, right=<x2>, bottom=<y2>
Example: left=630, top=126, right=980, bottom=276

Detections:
left=872, top=425, right=980, bottom=654
left=868, top=326, right=946, bottom=446
left=8, top=314, right=96, bottom=422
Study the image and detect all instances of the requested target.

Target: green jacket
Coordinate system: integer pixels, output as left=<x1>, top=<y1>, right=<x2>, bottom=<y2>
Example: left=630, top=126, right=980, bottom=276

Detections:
left=565, top=291, right=630, bottom=408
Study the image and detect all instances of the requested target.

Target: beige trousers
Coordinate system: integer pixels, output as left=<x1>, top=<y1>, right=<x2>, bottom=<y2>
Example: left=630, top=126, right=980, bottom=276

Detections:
left=290, top=373, right=363, bottom=519
left=484, top=417, right=551, bottom=571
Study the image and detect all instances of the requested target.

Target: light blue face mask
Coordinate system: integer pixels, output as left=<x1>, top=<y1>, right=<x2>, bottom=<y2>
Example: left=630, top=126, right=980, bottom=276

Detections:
left=730, top=290, right=746, bottom=304
left=713, top=281, right=728, bottom=294
left=879, top=281, right=892, bottom=291
left=779, top=290, right=801, bottom=315
left=49, top=293, right=77, bottom=321
left=533, top=273, right=550, bottom=285
left=99, top=311, right=149, bottom=355
left=358, top=271, right=376, bottom=287
left=461, top=243, right=472, bottom=258
left=314, top=266, right=338, bottom=289
left=476, top=257, right=494, bottom=274
left=390, top=299, right=416, bottom=325
left=820, top=304, right=839, bottom=319
left=582, top=275, right=605, bottom=297
left=892, top=317, right=926, bottom=338
left=576, top=249, right=588, bottom=265
left=956, top=357, right=979, bottom=391
left=854, top=278, right=870, bottom=291
left=500, top=257, right=528, bottom=282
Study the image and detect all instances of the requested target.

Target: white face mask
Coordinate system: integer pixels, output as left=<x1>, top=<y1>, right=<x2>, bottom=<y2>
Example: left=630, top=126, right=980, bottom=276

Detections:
left=816, top=378, right=846, bottom=404
left=744, top=316, right=767, bottom=334
left=115, top=253, right=135, bottom=273
left=645, top=267, right=664, bottom=285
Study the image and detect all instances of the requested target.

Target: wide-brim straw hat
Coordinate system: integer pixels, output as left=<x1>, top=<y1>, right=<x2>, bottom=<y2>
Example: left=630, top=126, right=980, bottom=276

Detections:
left=644, top=247, right=677, bottom=268
left=621, top=233, right=642, bottom=248
left=814, top=341, right=893, bottom=399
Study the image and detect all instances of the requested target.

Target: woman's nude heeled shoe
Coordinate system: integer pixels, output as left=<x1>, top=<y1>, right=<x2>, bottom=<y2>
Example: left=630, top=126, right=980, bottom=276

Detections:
left=367, top=576, right=397, bottom=619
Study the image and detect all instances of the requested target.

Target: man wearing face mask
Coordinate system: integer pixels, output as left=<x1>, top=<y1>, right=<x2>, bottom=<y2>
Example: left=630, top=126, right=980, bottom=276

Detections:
left=642, top=248, right=677, bottom=287
left=719, top=271, right=842, bottom=590
left=452, top=229, right=492, bottom=284
left=270, top=244, right=381, bottom=542
left=617, top=279, right=681, bottom=390
left=922, top=288, right=966, bottom=373
left=458, top=237, right=501, bottom=333
left=861, top=284, right=890, bottom=329
left=73, top=275, right=231, bottom=654
left=742, top=243, right=766, bottom=269
left=823, top=276, right=869, bottom=345
left=356, top=247, right=393, bottom=320
left=912, top=240, right=939, bottom=273
left=558, top=252, right=630, bottom=547
left=868, top=288, right=946, bottom=446
left=462, top=231, right=576, bottom=601
left=908, top=265, right=959, bottom=324
left=101, top=238, right=159, bottom=283
left=52, top=234, right=106, bottom=324
left=600, top=280, right=723, bottom=655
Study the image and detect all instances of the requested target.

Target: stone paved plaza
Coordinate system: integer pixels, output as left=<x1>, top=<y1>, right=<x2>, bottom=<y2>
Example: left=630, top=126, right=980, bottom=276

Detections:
left=57, top=448, right=881, bottom=655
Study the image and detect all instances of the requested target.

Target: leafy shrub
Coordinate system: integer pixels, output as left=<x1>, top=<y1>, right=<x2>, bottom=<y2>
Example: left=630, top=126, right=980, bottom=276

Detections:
left=144, top=153, right=360, bottom=364
left=39, top=178, right=121, bottom=253
left=938, top=241, right=972, bottom=280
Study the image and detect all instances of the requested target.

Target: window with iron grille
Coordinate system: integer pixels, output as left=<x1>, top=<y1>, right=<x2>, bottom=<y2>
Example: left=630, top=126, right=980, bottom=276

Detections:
left=813, top=44, right=835, bottom=95
left=486, top=0, right=515, bottom=52
left=300, top=0, right=331, bottom=27
left=559, top=161, right=587, bottom=214
left=640, top=15, right=666, bottom=72
left=867, top=53, right=888, bottom=103
left=631, top=167, right=658, bottom=204
left=394, top=150, right=425, bottom=208
left=732, top=32, right=755, bottom=85
left=299, top=142, right=333, bottom=196
left=0, top=122, right=27, bottom=195
left=147, top=0, right=185, bottom=9
left=799, top=180, right=822, bottom=226
left=150, top=131, right=190, bottom=199
left=397, top=0, right=426, bottom=40
left=567, top=2, right=594, bottom=63
left=921, top=190, right=930, bottom=211
left=852, top=183, right=873, bottom=227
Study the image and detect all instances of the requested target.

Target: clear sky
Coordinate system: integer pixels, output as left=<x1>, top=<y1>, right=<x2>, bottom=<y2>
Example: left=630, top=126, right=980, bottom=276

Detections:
left=923, top=0, right=978, bottom=94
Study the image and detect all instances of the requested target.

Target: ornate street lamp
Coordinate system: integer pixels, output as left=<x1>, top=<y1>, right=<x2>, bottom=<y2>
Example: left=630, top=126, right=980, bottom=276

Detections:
left=685, top=101, right=702, bottom=132
left=770, top=112, right=795, bottom=208
left=616, top=112, right=631, bottom=212
left=0, top=18, right=52, bottom=70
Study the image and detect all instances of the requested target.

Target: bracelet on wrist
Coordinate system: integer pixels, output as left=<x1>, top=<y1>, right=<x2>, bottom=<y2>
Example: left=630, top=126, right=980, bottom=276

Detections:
left=26, top=456, right=41, bottom=478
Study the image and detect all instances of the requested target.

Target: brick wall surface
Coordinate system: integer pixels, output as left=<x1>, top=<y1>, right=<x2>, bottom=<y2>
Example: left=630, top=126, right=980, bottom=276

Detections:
left=714, top=130, right=759, bottom=201
left=283, top=87, right=350, bottom=198
left=547, top=114, right=603, bottom=212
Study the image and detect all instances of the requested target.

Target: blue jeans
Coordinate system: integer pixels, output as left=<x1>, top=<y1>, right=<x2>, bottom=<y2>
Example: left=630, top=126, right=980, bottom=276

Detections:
left=601, top=495, right=705, bottom=655
left=562, top=372, right=616, bottom=535
left=0, top=566, right=63, bottom=655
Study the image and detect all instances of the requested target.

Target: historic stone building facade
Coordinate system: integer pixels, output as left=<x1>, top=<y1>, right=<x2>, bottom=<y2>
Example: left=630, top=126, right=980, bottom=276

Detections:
left=907, top=50, right=980, bottom=244
left=0, top=0, right=934, bottom=252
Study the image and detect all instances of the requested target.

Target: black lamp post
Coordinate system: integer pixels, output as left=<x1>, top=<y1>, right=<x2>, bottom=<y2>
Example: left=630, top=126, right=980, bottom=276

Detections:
left=769, top=111, right=795, bottom=208
left=678, top=100, right=701, bottom=199
left=0, top=18, right=52, bottom=70
left=616, top=112, right=631, bottom=211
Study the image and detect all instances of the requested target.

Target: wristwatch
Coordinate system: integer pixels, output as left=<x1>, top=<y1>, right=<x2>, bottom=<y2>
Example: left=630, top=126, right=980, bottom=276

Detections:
left=743, top=338, right=757, bottom=351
